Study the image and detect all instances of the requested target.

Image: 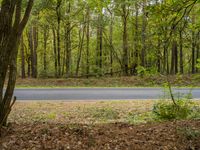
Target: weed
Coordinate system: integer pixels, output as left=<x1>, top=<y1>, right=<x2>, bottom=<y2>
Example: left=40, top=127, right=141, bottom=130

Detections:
left=153, top=99, right=195, bottom=120
left=46, top=112, right=56, bottom=120
left=127, top=112, right=154, bottom=124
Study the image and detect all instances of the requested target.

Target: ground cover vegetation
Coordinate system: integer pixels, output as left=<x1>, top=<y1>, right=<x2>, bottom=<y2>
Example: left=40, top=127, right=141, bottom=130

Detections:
left=14, top=74, right=200, bottom=87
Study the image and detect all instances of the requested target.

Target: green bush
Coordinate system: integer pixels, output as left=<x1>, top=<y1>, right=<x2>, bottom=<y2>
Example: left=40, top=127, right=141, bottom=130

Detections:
left=153, top=99, right=195, bottom=120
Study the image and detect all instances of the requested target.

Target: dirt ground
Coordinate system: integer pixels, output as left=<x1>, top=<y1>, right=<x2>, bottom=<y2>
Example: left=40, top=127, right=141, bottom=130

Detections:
left=1, top=120, right=200, bottom=150
left=1, top=101, right=200, bottom=150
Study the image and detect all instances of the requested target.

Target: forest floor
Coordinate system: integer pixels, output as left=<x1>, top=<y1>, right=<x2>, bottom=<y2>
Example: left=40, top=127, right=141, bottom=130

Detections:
left=14, top=74, right=200, bottom=88
left=1, top=100, right=200, bottom=149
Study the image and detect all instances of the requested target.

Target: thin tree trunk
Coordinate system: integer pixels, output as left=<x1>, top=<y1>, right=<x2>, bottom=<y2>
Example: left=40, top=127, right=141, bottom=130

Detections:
left=196, top=31, right=200, bottom=73
left=76, top=23, right=85, bottom=76
left=56, top=0, right=62, bottom=77
left=96, top=13, right=103, bottom=76
left=171, top=40, right=178, bottom=74
left=32, top=25, right=38, bottom=78
left=20, top=35, right=26, bottom=78
left=179, top=30, right=184, bottom=74
left=133, top=2, right=139, bottom=75
left=43, top=27, right=48, bottom=74
left=65, top=1, right=71, bottom=78
left=192, top=31, right=196, bottom=74
left=86, top=6, right=90, bottom=78
left=121, top=3, right=129, bottom=76
left=191, top=14, right=196, bottom=74
left=141, top=0, right=147, bottom=67
left=109, top=12, right=113, bottom=76
left=52, top=28, right=58, bottom=78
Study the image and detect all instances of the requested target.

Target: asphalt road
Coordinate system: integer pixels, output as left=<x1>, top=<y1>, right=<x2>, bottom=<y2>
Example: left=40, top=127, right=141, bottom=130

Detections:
left=12, top=88, right=200, bottom=100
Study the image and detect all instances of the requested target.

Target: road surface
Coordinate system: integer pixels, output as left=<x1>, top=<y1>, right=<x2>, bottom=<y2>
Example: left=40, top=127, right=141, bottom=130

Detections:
left=12, top=88, right=200, bottom=100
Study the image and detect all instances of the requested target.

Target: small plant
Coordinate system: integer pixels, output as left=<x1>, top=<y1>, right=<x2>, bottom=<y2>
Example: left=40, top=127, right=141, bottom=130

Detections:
left=46, top=112, right=57, bottom=120
left=153, top=99, right=195, bottom=120
left=196, top=59, right=200, bottom=69
left=127, top=112, right=154, bottom=124
left=136, top=66, right=147, bottom=77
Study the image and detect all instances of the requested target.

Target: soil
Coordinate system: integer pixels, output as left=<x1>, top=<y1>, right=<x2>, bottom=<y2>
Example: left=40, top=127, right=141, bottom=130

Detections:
left=1, top=120, right=200, bottom=150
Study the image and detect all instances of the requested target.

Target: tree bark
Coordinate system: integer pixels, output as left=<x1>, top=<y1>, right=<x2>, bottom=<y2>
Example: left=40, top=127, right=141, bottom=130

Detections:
left=179, top=30, right=184, bottom=74
left=86, top=6, right=90, bottom=78
left=65, top=1, right=71, bottom=78
left=121, top=2, right=129, bottom=76
left=0, top=0, right=34, bottom=128
left=52, top=28, right=58, bottom=78
left=76, top=22, right=85, bottom=76
left=20, top=35, right=26, bottom=78
left=141, top=0, right=147, bottom=68
left=56, top=0, right=62, bottom=77
left=43, top=27, right=49, bottom=74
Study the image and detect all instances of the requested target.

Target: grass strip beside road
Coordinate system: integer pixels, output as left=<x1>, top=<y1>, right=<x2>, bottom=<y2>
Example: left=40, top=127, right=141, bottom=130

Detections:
left=8, top=100, right=200, bottom=124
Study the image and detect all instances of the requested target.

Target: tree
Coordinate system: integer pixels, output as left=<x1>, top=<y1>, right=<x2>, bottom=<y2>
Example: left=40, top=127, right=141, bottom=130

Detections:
left=0, top=0, right=34, bottom=128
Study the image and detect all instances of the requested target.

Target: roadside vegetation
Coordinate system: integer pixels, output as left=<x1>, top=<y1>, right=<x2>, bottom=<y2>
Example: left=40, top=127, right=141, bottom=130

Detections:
left=15, top=74, right=200, bottom=88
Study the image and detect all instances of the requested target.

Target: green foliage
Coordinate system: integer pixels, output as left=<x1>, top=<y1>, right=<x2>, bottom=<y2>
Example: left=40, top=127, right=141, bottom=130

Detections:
left=127, top=112, right=154, bottom=124
left=136, top=66, right=147, bottom=77
left=196, top=59, right=200, bottom=69
left=136, top=66, right=158, bottom=77
left=153, top=99, right=195, bottom=120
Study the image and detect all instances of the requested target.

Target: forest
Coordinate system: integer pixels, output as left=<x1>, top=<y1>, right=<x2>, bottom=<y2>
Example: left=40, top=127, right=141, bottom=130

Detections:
left=2, top=0, right=200, bottom=149
left=18, top=0, right=200, bottom=79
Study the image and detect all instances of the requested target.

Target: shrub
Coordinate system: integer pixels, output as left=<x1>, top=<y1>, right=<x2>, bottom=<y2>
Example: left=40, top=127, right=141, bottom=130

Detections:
left=153, top=99, right=195, bottom=120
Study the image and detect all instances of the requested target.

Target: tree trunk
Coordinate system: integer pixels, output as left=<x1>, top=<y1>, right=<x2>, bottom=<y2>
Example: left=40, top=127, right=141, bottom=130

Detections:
left=76, top=23, right=85, bottom=76
left=56, top=0, right=62, bottom=77
left=96, top=13, right=103, bottom=76
left=65, top=1, right=71, bottom=78
left=133, top=2, right=139, bottom=75
left=0, top=0, right=34, bottom=128
left=192, top=30, right=196, bottom=74
left=196, top=31, right=200, bottom=73
left=109, top=12, right=113, bottom=76
left=32, top=25, right=38, bottom=78
left=157, top=38, right=161, bottom=73
left=141, top=0, right=147, bottom=67
left=86, top=6, right=90, bottom=78
left=20, top=35, right=26, bottom=78
left=43, top=27, right=48, bottom=74
left=171, top=40, right=178, bottom=74
left=121, top=3, right=129, bottom=76
left=52, top=28, right=58, bottom=78
left=179, top=30, right=184, bottom=74
left=28, top=25, right=37, bottom=78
